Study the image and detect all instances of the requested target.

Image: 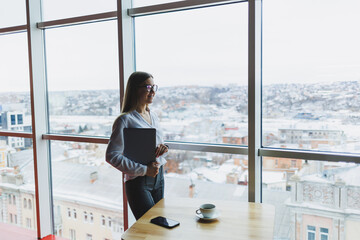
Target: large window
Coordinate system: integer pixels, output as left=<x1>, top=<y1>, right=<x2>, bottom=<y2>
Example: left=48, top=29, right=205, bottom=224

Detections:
left=135, top=3, right=248, bottom=144
left=164, top=150, right=248, bottom=201
left=0, top=0, right=26, bottom=28
left=263, top=0, right=360, bottom=153
left=0, top=33, right=31, bottom=132
left=45, top=21, right=120, bottom=137
left=41, top=0, right=116, bottom=21
left=1, top=1, right=359, bottom=239
left=50, top=141, right=122, bottom=240
left=263, top=158, right=360, bottom=240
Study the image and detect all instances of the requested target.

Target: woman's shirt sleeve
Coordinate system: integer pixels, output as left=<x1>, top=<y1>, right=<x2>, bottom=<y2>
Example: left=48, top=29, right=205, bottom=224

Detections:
left=105, top=117, right=147, bottom=176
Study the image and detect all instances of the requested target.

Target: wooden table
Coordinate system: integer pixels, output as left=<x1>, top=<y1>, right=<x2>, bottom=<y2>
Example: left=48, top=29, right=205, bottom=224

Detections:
left=121, top=198, right=275, bottom=240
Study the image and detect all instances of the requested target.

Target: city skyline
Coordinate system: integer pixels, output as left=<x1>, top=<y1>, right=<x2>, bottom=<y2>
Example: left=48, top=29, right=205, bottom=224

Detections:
left=1, top=1, right=359, bottom=239
left=1, top=0, right=360, bottom=92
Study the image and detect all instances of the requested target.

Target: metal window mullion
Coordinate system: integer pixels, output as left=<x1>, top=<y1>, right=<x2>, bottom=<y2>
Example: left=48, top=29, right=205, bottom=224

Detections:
left=166, top=142, right=248, bottom=155
left=42, top=133, right=109, bottom=144
left=26, top=0, right=53, bottom=238
left=117, top=0, right=136, bottom=231
left=0, top=25, right=27, bottom=35
left=41, top=131, right=360, bottom=163
left=248, top=0, right=262, bottom=203
left=37, top=11, right=117, bottom=29
left=0, top=131, right=33, bottom=138
left=41, top=132, right=248, bottom=154
left=128, top=0, right=247, bottom=17
left=259, top=148, right=360, bottom=163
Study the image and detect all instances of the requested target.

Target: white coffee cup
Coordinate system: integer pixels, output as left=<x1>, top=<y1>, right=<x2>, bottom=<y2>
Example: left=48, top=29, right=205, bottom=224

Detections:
left=196, top=203, right=216, bottom=218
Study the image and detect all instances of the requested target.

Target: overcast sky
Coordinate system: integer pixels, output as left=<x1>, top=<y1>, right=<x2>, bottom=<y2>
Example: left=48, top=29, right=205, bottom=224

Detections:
left=0, top=0, right=359, bottom=92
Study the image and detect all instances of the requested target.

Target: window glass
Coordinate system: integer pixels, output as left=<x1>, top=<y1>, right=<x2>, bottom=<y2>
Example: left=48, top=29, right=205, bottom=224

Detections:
left=69, top=229, right=76, bottom=240
left=321, top=235, right=328, bottom=240
left=11, top=115, right=16, bottom=125
left=50, top=141, right=122, bottom=240
left=320, top=227, right=329, bottom=240
left=262, top=157, right=360, bottom=240
left=42, top=0, right=116, bottom=21
left=0, top=0, right=26, bottom=28
left=0, top=33, right=31, bottom=132
left=17, top=114, right=23, bottom=124
left=320, top=227, right=328, bottom=233
left=101, top=215, right=106, bottom=226
left=135, top=3, right=248, bottom=144
left=307, top=225, right=316, bottom=231
left=308, top=232, right=315, bottom=240
left=0, top=139, right=37, bottom=237
left=263, top=0, right=360, bottom=154
left=45, top=21, right=120, bottom=137
left=164, top=150, right=248, bottom=201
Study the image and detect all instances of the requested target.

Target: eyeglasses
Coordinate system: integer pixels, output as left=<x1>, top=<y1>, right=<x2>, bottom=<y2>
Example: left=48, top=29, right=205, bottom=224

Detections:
left=139, top=84, right=158, bottom=92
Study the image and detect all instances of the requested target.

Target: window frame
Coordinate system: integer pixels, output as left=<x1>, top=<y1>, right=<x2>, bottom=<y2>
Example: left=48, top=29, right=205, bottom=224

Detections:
left=84, top=211, right=88, bottom=223
left=0, top=0, right=359, bottom=238
left=307, top=225, right=316, bottom=240
left=101, top=215, right=106, bottom=226
left=69, top=229, right=76, bottom=240
left=73, top=209, right=77, bottom=220
left=320, top=227, right=329, bottom=240
left=17, top=114, right=23, bottom=124
left=11, top=115, right=16, bottom=125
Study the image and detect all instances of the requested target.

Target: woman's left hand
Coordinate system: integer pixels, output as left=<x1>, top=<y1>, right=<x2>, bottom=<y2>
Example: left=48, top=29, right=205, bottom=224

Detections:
left=155, top=144, right=169, bottom=158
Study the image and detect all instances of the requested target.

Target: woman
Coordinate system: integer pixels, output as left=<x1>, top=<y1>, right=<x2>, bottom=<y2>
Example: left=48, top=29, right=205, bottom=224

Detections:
left=106, top=71, right=168, bottom=220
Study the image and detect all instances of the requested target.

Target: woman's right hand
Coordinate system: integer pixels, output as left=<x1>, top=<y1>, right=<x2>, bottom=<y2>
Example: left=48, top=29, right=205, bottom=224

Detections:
left=146, top=161, right=160, bottom=177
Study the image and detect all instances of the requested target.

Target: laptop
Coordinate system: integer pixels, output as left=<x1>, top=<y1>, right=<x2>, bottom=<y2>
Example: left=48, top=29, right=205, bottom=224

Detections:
left=123, top=128, right=156, bottom=165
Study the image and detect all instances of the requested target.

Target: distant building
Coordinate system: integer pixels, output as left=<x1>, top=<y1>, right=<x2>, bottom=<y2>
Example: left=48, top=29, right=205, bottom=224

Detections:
left=222, top=135, right=248, bottom=145
left=0, top=141, right=14, bottom=168
left=0, top=111, right=26, bottom=148
left=23, top=126, right=32, bottom=148
left=222, top=125, right=248, bottom=145
left=288, top=164, right=360, bottom=240
left=0, top=148, right=123, bottom=240
left=239, top=155, right=303, bottom=190
left=279, top=128, right=346, bottom=149
left=293, top=113, right=319, bottom=120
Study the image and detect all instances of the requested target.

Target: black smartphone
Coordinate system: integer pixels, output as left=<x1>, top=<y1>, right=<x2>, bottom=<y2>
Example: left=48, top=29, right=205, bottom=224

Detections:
left=150, top=216, right=180, bottom=229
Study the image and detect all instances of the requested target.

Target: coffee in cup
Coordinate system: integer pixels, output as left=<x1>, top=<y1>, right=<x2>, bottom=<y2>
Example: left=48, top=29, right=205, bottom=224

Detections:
left=196, top=203, right=216, bottom=218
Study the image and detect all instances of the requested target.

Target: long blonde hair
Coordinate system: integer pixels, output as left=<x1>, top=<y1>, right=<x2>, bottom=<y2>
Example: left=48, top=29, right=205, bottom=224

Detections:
left=112, top=71, right=153, bottom=130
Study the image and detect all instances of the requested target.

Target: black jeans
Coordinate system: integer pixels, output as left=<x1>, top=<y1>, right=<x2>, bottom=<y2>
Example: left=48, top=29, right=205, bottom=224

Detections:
left=125, top=166, right=164, bottom=220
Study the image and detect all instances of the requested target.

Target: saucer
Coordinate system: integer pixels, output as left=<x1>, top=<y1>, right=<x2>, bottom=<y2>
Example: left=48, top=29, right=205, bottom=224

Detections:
left=195, top=211, right=220, bottom=221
